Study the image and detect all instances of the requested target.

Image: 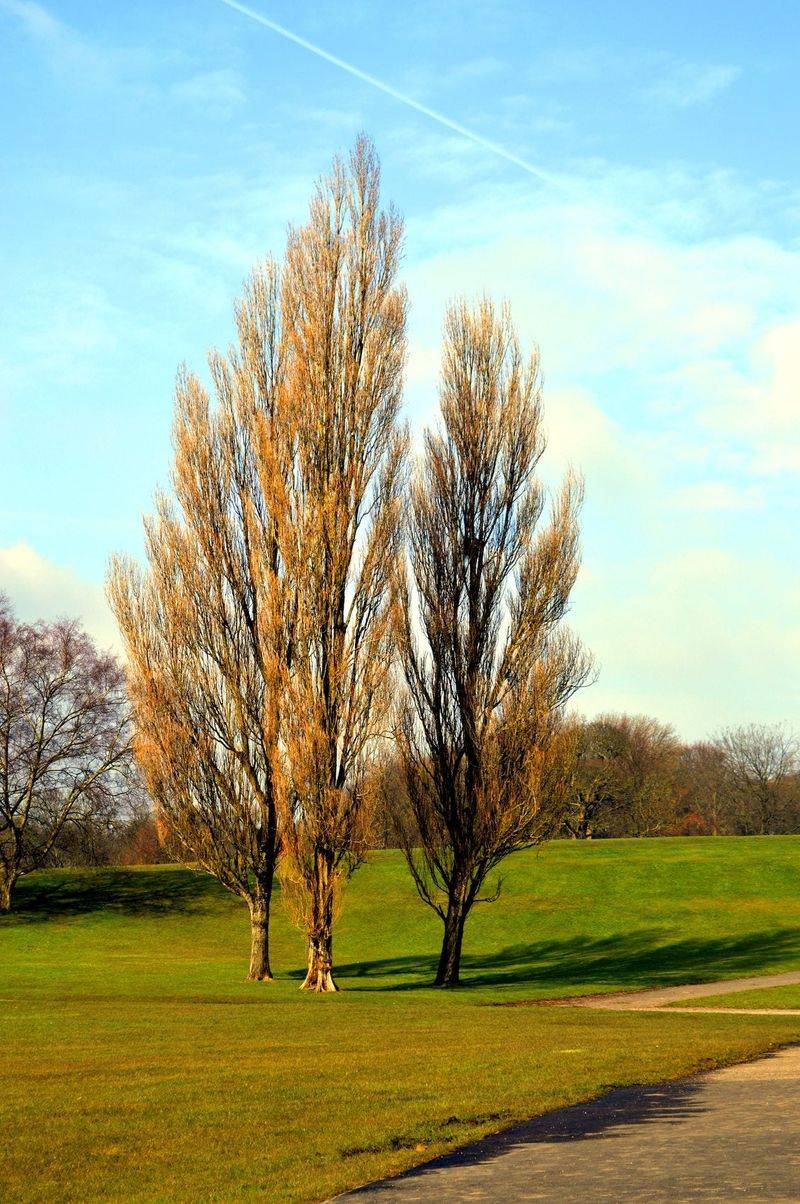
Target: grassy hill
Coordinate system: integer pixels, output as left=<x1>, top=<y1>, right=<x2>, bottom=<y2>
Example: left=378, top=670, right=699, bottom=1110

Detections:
left=2, top=837, right=800, bottom=1200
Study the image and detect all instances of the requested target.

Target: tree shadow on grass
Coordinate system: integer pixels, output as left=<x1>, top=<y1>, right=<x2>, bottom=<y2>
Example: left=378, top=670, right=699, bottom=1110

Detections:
left=3, top=867, right=218, bottom=922
left=335, top=927, right=800, bottom=993
left=347, top=1075, right=709, bottom=1194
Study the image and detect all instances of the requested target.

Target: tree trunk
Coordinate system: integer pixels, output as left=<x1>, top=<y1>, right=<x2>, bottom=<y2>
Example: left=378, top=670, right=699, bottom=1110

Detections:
left=435, top=885, right=468, bottom=987
left=246, top=873, right=274, bottom=982
left=0, top=871, right=14, bottom=914
left=300, top=850, right=338, bottom=992
left=303, top=931, right=337, bottom=992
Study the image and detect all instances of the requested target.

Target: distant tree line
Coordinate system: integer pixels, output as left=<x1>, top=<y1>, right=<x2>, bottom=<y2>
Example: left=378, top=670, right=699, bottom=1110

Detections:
left=369, top=715, right=800, bottom=847
left=562, top=715, right=800, bottom=838
left=16, top=707, right=796, bottom=889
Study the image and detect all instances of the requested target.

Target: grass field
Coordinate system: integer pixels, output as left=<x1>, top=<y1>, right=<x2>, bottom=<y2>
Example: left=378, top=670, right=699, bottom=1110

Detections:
left=2, top=837, right=800, bottom=1201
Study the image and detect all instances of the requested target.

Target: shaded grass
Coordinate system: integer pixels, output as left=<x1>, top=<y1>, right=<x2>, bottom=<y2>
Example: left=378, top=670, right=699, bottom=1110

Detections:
left=1, top=837, right=800, bottom=1200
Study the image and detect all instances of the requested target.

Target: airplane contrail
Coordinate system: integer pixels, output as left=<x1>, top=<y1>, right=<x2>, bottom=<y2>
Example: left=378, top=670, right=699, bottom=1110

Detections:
left=219, top=0, right=561, bottom=188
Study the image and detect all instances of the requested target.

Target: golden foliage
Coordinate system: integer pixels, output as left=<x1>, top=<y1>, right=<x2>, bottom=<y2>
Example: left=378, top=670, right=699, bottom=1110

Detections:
left=109, top=140, right=591, bottom=992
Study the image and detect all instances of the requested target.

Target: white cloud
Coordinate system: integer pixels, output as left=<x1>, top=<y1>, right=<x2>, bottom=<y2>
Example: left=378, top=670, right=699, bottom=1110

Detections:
left=0, top=279, right=121, bottom=403
left=0, top=0, right=240, bottom=111
left=530, top=44, right=740, bottom=110
left=0, top=0, right=60, bottom=40
left=444, top=55, right=504, bottom=83
left=750, top=322, right=800, bottom=469
left=403, top=54, right=504, bottom=95
left=0, top=543, right=119, bottom=652
left=0, top=0, right=117, bottom=84
left=543, top=386, right=646, bottom=495
left=687, top=319, right=800, bottom=473
left=496, top=94, right=570, bottom=135
left=403, top=161, right=800, bottom=475
left=574, top=547, right=800, bottom=738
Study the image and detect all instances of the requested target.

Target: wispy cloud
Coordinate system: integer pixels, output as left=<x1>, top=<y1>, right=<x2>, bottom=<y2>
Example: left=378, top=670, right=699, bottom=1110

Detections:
left=403, top=54, right=504, bottom=94
left=171, top=68, right=246, bottom=110
left=0, top=0, right=56, bottom=37
left=531, top=43, right=740, bottom=110
left=1, top=0, right=246, bottom=112
left=645, top=62, right=741, bottom=108
left=672, top=482, right=764, bottom=513
left=399, top=154, right=800, bottom=734
left=0, top=278, right=122, bottom=401
left=0, top=0, right=107, bottom=79
left=576, top=547, right=800, bottom=734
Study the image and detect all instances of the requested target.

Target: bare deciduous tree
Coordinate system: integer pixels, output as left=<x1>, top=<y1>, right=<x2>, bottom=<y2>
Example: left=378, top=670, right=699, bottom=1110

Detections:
left=715, top=723, right=800, bottom=835
left=675, top=741, right=731, bottom=835
left=566, top=713, right=681, bottom=839
left=393, top=299, right=592, bottom=987
left=273, top=136, right=407, bottom=991
left=0, top=596, right=133, bottom=911
left=561, top=716, right=621, bottom=839
left=110, top=138, right=405, bottom=990
left=109, top=260, right=289, bottom=981
left=607, top=714, right=680, bottom=837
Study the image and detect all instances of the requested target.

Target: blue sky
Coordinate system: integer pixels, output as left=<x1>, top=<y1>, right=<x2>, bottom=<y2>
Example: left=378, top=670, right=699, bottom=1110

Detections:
left=1, top=0, right=798, bottom=737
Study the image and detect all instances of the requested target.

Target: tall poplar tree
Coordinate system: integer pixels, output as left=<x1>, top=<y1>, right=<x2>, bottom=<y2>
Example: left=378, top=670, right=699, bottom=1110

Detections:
left=275, top=136, right=407, bottom=991
left=393, top=299, right=591, bottom=987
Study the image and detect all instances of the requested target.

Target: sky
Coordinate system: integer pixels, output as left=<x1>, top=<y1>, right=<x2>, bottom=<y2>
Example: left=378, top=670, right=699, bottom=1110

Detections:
left=0, top=0, right=798, bottom=739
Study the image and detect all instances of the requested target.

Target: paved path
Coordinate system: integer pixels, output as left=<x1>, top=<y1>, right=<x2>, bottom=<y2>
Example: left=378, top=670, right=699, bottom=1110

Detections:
left=561, top=969, right=800, bottom=1013
left=344, top=1046, right=800, bottom=1202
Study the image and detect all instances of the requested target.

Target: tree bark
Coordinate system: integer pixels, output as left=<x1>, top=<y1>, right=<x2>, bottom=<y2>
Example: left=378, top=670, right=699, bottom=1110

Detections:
left=435, top=884, right=468, bottom=987
left=0, top=871, right=14, bottom=914
left=300, top=851, right=338, bottom=992
left=246, top=873, right=274, bottom=982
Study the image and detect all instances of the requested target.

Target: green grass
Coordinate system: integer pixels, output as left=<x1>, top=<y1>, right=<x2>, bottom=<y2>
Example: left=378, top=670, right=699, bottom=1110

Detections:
left=2, top=837, right=800, bottom=1201
left=672, top=984, right=800, bottom=1010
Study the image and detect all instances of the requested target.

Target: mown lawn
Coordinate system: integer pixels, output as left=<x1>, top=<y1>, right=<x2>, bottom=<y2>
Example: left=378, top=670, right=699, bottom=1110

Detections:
left=2, top=837, right=800, bottom=1201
